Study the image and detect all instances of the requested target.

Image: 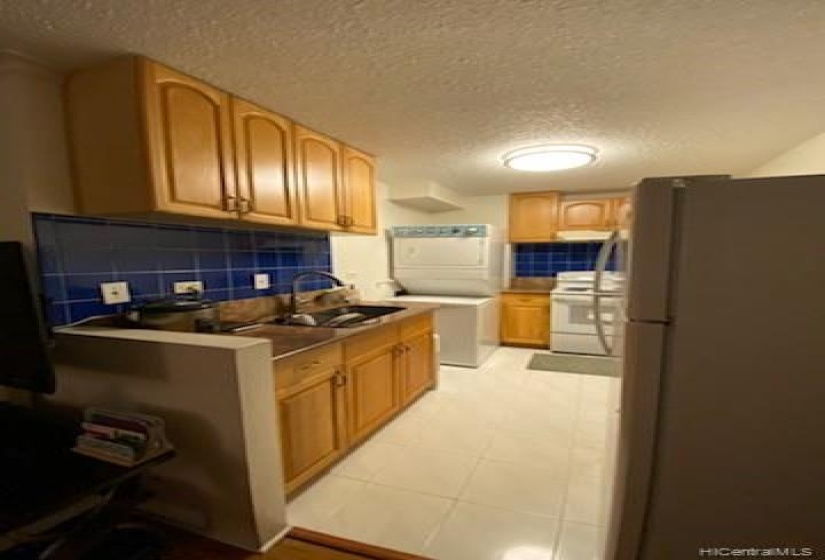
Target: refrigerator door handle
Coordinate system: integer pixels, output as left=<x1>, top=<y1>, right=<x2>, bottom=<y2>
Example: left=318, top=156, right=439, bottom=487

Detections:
left=593, top=230, right=620, bottom=355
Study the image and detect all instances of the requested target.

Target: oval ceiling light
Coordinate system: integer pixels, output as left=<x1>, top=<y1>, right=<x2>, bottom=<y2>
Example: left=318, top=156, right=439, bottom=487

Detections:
left=503, top=144, right=598, bottom=172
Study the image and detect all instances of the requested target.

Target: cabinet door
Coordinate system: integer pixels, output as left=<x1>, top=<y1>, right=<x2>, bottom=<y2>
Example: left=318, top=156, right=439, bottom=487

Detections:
left=142, top=61, right=237, bottom=219
left=294, top=126, right=344, bottom=231
left=346, top=347, right=399, bottom=443
left=500, top=295, right=551, bottom=347
left=341, top=146, right=377, bottom=234
left=509, top=192, right=560, bottom=242
left=609, top=197, right=632, bottom=229
left=278, top=370, right=346, bottom=492
left=401, top=331, right=435, bottom=405
left=558, top=200, right=612, bottom=230
left=232, top=99, right=298, bottom=226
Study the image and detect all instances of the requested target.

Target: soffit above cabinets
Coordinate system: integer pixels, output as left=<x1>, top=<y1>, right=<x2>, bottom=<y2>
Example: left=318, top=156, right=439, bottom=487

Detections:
left=388, top=182, right=465, bottom=213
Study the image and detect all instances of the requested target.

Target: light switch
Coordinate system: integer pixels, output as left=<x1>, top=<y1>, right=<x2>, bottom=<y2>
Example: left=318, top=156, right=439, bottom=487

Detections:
left=100, top=281, right=131, bottom=305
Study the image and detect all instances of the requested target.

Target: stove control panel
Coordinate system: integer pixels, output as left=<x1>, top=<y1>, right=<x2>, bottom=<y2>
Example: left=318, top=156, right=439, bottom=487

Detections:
left=392, top=224, right=489, bottom=238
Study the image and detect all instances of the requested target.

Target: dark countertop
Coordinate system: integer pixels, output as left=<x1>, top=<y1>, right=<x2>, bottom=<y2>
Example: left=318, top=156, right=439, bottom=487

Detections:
left=504, top=277, right=555, bottom=294
left=501, top=288, right=554, bottom=295
left=233, top=301, right=439, bottom=360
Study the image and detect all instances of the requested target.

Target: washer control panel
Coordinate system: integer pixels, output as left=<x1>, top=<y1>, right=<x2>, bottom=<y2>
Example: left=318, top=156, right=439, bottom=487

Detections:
left=392, top=224, right=489, bottom=238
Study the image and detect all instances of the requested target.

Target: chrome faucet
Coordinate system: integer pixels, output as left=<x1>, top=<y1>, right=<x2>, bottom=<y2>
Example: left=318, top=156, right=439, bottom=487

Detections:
left=289, top=271, right=346, bottom=316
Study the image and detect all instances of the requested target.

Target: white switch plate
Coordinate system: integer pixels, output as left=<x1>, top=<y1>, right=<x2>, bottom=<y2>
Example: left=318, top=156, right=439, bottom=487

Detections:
left=100, top=281, right=131, bottom=305
left=173, top=281, right=204, bottom=294
left=254, top=273, right=271, bottom=290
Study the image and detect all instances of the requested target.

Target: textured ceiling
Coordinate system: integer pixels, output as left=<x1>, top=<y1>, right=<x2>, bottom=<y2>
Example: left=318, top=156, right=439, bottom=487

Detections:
left=2, top=0, right=824, bottom=194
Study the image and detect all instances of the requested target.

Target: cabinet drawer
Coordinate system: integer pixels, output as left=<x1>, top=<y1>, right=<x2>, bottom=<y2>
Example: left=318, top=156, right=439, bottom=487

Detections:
left=273, top=343, right=343, bottom=391
left=344, top=326, right=399, bottom=361
left=398, top=313, right=434, bottom=339
left=502, top=293, right=551, bottom=306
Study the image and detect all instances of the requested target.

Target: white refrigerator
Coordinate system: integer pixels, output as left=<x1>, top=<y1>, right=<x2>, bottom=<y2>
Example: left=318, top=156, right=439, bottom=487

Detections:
left=605, top=175, right=825, bottom=558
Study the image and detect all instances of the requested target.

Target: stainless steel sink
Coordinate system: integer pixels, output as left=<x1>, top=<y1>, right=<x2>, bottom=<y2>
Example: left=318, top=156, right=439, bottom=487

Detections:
left=272, top=305, right=406, bottom=328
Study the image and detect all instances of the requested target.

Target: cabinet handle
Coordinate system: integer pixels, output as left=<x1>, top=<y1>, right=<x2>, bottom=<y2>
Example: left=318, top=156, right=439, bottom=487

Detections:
left=334, top=371, right=347, bottom=387
left=223, top=195, right=239, bottom=213
left=239, top=197, right=254, bottom=214
left=337, top=215, right=347, bottom=226
left=393, top=345, right=404, bottom=357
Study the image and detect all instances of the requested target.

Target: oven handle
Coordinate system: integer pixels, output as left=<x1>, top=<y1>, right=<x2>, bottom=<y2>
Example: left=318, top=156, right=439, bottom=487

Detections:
left=593, top=230, right=620, bottom=355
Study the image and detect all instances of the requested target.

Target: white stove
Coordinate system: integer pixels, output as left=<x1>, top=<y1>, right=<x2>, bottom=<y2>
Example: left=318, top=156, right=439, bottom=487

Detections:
left=551, top=271, right=625, bottom=355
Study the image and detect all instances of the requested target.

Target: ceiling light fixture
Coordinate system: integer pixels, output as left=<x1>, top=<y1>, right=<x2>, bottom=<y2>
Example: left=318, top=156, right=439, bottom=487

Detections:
left=502, top=144, right=598, bottom=172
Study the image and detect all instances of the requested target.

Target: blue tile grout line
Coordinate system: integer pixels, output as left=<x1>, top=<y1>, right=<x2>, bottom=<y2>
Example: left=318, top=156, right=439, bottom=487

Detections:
left=31, top=212, right=333, bottom=326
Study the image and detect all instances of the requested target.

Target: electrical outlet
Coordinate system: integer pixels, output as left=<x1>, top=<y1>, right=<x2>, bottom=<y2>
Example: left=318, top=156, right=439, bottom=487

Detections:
left=254, top=273, right=271, bottom=290
left=173, top=281, right=204, bottom=294
left=100, top=281, right=131, bottom=305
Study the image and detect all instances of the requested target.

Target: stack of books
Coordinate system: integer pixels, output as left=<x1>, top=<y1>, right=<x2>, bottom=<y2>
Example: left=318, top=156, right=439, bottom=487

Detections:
left=72, top=408, right=172, bottom=466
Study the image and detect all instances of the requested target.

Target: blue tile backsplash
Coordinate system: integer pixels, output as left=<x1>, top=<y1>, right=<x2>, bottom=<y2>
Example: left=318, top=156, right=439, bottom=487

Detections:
left=513, top=242, right=616, bottom=277
left=32, top=214, right=333, bottom=326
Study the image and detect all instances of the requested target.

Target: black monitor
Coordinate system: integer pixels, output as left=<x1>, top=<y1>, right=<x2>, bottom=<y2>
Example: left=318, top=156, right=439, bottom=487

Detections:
left=0, top=241, right=55, bottom=394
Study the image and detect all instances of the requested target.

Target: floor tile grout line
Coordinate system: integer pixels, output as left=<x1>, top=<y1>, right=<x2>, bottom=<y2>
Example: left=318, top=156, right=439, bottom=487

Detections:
left=553, top=379, right=583, bottom=560
left=419, top=497, right=461, bottom=555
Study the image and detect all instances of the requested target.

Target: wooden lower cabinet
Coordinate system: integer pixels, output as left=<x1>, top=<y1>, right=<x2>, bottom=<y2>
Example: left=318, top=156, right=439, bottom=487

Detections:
left=399, top=330, right=436, bottom=405
left=346, top=346, right=400, bottom=444
left=277, top=368, right=347, bottom=493
left=276, top=313, right=435, bottom=493
left=500, top=293, right=551, bottom=347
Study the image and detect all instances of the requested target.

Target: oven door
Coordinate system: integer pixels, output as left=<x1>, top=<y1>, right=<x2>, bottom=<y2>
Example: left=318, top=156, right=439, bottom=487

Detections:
left=551, top=294, right=621, bottom=335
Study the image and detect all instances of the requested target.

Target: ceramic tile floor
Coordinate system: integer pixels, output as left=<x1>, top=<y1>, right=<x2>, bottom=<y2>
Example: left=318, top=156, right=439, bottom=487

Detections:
left=287, top=347, right=614, bottom=560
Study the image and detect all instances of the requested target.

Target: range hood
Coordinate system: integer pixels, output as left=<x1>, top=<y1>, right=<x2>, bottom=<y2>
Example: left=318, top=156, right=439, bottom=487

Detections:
left=388, top=181, right=465, bottom=213
left=555, top=230, right=613, bottom=241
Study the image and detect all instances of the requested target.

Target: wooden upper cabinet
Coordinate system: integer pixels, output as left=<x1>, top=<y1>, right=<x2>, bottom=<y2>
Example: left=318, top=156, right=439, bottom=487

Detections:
left=67, top=57, right=237, bottom=219
left=341, top=146, right=377, bottom=234
left=231, top=99, right=297, bottom=226
left=68, top=56, right=377, bottom=234
left=557, top=199, right=612, bottom=230
left=143, top=63, right=237, bottom=218
left=509, top=191, right=561, bottom=242
left=609, top=196, right=632, bottom=229
left=294, top=126, right=345, bottom=231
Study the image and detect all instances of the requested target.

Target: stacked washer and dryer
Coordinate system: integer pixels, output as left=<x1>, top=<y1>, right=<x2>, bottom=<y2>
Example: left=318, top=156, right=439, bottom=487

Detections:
left=388, top=224, right=502, bottom=368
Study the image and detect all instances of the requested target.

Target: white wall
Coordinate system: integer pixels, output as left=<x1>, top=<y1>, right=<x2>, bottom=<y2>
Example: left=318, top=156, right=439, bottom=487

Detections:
left=746, top=132, right=825, bottom=177
left=330, top=187, right=507, bottom=299
left=330, top=182, right=425, bottom=300
left=0, top=51, right=75, bottom=226
left=0, top=52, right=75, bottom=402
left=51, top=329, right=287, bottom=551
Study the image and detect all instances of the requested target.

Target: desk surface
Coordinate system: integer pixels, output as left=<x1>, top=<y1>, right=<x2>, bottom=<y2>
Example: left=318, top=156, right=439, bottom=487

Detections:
left=0, top=404, right=174, bottom=534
